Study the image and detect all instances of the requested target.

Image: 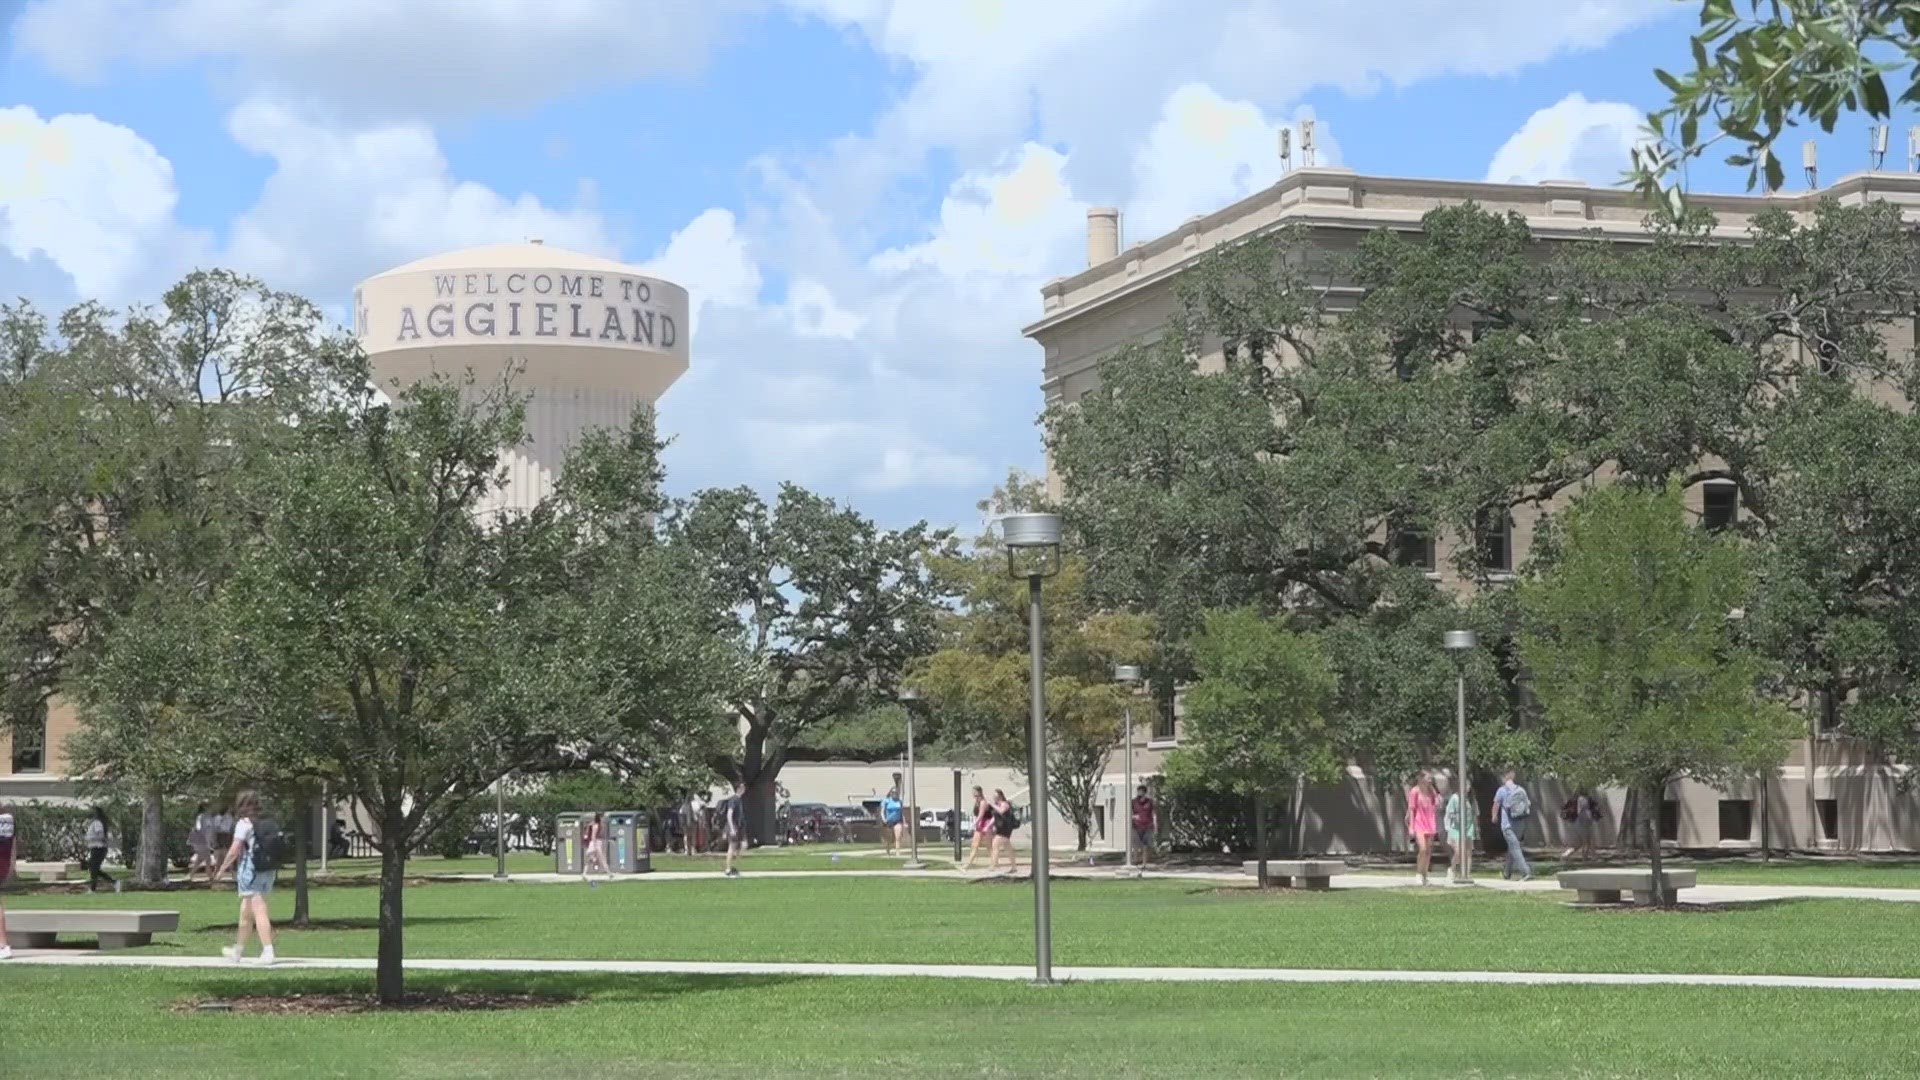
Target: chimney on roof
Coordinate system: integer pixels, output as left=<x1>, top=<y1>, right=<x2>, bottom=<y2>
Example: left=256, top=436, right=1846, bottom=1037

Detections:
left=1087, top=207, right=1120, bottom=267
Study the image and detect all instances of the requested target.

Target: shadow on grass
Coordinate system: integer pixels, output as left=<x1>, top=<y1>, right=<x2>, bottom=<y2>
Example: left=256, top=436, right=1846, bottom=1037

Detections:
left=188, top=915, right=501, bottom=934
left=177, top=969, right=815, bottom=1008
left=1568, top=896, right=1821, bottom=915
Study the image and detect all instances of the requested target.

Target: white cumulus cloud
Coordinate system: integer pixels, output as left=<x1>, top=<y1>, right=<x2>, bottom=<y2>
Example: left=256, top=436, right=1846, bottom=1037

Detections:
left=0, top=105, right=207, bottom=304
left=1486, top=92, right=1648, bottom=187
left=1128, top=85, right=1339, bottom=242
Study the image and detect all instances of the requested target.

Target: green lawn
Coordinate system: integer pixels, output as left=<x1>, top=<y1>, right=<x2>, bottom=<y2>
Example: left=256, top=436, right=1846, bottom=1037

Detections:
left=12, top=874, right=1920, bottom=977
left=2, top=966, right=1916, bottom=1079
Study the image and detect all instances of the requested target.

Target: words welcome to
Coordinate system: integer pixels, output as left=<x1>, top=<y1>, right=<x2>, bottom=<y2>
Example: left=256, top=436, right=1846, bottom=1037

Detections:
left=359, top=270, right=680, bottom=350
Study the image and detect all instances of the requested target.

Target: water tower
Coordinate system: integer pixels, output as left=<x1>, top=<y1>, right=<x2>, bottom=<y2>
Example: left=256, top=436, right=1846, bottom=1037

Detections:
left=355, top=240, right=691, bottom=514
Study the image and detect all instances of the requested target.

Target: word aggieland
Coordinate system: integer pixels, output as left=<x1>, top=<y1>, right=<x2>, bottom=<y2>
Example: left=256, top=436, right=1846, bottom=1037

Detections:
left=371, top=271, right=679, bottom=350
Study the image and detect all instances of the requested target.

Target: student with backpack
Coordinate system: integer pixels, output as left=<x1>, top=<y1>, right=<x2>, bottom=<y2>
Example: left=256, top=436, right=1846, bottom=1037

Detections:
left=1490, top=770, right=1533, bottom=882
left=0, top=802, right=16, bottom=960
left=215, top=790, right=280, bottom=965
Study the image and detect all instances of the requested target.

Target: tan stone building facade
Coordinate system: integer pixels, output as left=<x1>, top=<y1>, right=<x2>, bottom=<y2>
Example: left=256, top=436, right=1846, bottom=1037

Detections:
left=1029, top=166, right=1920, bottom=854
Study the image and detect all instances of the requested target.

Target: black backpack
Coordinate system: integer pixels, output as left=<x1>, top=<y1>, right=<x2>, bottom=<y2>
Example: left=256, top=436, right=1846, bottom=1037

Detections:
left=999, top=805, right=1020, bottom=830
left=250, top=819, right=286, bottom=872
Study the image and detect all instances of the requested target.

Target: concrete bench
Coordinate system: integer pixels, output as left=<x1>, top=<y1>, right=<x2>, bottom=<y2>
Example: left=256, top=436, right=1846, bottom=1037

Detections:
left=5, top=910, right=180, bottom=950
left=15, top=861, right=78, bottom=883
left=1241, top=859, right=1346, bottom=889
left=1557, top=868, right=1697, bottom=905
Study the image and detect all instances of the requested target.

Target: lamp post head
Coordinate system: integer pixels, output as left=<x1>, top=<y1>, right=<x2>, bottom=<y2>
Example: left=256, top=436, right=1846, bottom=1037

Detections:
left=1443, top=629, right=1478, bottom=652
left=1001, top=512, right=1064, bottom=579
left=899, top=687, right=921, bottom=704
left=1113, top=664, right=1142, bottom=684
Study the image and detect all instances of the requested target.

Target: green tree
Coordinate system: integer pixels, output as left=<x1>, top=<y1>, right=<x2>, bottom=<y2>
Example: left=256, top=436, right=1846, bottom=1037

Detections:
left=1520, top=484, right=1797, bottom=903
left=1634, top=1, right=1920, bottom=206
left=1166, top=608, right=1341, bottom=886
left=911, top=475, right=1154, bottom=849
left=0, top=274, right=365, bottom=885
left=218, top=376, right=729, bottom=1003
left=669, top=484, right=953, bottom=841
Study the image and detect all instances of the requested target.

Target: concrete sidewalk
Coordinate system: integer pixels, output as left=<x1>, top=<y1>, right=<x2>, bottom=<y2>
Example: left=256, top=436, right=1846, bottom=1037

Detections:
left=10, top=952, right=1920, bottom=991
left=431, top=865, right=1920, bottom=905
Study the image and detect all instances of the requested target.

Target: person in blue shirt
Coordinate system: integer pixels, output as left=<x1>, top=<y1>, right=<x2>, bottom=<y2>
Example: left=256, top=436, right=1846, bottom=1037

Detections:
left=1490, top=770, right=1533, bottom=882
left=879, top=787, right=905, bottom=855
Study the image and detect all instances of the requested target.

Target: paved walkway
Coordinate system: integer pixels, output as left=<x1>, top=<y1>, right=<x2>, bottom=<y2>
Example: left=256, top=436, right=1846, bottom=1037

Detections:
left=9, top=952, right=1919, bottom=991
left=433, top=865, right=1920, bottom=905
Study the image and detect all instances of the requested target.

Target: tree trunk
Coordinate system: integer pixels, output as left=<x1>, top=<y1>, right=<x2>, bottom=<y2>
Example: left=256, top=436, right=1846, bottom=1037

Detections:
left=742, top=775, right=779, bottom=847
left=1644, top=780, right=1667, bottom=907
left=376, top=836, right=408, bottom=1005
left=1076, top=822, right=1089, bottom=851
left=1291, top=773, right=1307, bottom=857
left=1253, top=791, right=1269, bottom=888
left=1759, top=769, right=1772, bottom=864
left=291, top=792, right=312, bottom=928
left=136, top=785, right=166, bottom=887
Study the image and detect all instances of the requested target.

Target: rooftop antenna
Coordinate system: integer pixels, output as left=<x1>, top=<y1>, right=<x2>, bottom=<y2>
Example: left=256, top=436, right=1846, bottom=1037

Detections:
left=1802, top=140, right=1818, bottom=188
left=1278, top=127, right=1292, bottom=173
left=1871, top=124, right=1890, bottom=170
left=1301, top=119, right=1316, bottom=168
left=1908, top=126, right=1920, bottom=172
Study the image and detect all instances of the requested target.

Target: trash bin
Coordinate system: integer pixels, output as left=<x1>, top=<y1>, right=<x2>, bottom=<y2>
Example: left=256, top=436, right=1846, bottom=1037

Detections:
left=554, top=813, right=585, bottom=875
left=604, top=811, right=652, bottom=874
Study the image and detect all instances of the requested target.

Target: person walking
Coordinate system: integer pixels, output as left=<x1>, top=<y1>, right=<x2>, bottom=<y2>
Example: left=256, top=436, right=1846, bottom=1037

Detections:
left=211, top=805, right=235, bottom=883
left=1130, top=785, right=1157, bottom=866
left=1406, top=771, right=1440, bottom=886
left=1561, top=791, right=1602, bottom=861
left=0, top=802, right=15, bottom=960
left=215, top=790, right=277, bottom=966
left=580, top=812, right=612, bottom=884
left=187, top=802, right=218, bottom=886
left=962, top=786, right=991, bottom=871
left=879, top=786, right=905, bottom=856
left=1443, top=782, right=1476, bottom=884
left=988, top=789, right=1019, bottom=874
left=722, top=781, right=748, bottom=878
left=1491, top=770, right=1534, bottom=882
left=83, top=806, right=113, bottom=892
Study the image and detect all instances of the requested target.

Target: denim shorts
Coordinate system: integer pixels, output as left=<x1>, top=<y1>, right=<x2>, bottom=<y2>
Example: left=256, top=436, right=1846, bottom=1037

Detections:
left=238, top=864, right=276, bottom=898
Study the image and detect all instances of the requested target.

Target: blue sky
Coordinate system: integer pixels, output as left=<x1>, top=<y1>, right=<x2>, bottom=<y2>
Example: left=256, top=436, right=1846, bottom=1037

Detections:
left=2, top=1, right=1907, bottom=532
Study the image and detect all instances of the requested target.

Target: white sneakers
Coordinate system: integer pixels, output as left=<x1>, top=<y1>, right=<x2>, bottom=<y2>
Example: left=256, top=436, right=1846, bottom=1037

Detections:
left=222, top=944, right=277, bottom=965
left=0, top=945, right=12, bottom=960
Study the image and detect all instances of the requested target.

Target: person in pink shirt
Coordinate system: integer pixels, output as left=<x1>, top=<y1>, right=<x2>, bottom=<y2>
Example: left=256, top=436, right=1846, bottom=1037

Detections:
left=1406, top=770, right=1440, bottom=886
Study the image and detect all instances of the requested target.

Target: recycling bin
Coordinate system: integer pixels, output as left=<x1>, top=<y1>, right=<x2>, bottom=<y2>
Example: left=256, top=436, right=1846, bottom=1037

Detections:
left=554, top=813, right=585, bottom=874
left=604, top=811, right=652, bottom=874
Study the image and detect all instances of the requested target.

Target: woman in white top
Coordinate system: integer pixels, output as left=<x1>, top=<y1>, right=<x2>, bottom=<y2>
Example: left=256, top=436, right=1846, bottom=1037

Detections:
left=84, top=806, right=113, bottom=892
left=187, top=802, right=217, bottom=886
left=215, top=790, right=276, bottom=965
left=581, top=812, right=612, bottom=883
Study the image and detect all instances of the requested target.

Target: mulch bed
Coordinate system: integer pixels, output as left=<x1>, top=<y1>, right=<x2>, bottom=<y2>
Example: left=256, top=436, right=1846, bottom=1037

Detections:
left=176, top=991, right=578, bottom=1015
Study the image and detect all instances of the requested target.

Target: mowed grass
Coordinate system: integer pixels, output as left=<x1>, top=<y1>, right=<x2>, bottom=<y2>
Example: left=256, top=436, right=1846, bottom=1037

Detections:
left=11, top=874, right=1920, bottom=977
left=2, top=966, right=1918, bottom=1080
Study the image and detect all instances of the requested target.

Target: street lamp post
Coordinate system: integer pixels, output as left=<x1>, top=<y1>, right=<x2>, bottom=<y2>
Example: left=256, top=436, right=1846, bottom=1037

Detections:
left=1114, top=664, right=1142, bottom=876
left=494, top=772, right=509, bottom=880
left=898, top=688, right=926, bottom=870
left=1003, top=512, right=1063, bottom=985
left=1443, top=630, right=1477, bottom=885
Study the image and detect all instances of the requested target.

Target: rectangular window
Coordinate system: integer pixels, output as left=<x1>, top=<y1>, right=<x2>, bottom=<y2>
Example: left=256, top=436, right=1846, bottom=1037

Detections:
left=1702, top=483, right=1739, bottom=532
left=1476, top=509, right=1513, bottom=573
left=8, top=704, right=45, bottom=774
left=1718, top=799, right=1754, bottom=842
left=1659, top=799, right=1680, bottom=842
left=1392, top=524, right=1436, bottom=571
left=1816, top=798, right=1840, bottom=841
left=1818, top=690, right=1842, bottom=735
left=1152, top=696, right=1177, bottom=742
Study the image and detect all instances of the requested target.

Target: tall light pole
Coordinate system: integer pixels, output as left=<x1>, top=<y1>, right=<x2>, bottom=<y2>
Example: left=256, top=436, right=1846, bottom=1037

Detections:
left=1114, top=664, right=1142, bottom=876
left=1003, top=512, right=1063, bottom=985
left=898, top=688, right=926, bottom=870
left=494, top=772, right=509, bottom=880
left=1444, top=630, right=1477, bottom=885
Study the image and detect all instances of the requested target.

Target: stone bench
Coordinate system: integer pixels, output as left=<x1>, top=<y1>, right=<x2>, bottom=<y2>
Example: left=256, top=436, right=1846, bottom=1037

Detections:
left=15, top=861, right=78, bottom=883
left=5, top=910, right=180, bottom=950
left=1557, top=868, right=1697, bottom=905
left=1240, top=859, right=1346, bottom=889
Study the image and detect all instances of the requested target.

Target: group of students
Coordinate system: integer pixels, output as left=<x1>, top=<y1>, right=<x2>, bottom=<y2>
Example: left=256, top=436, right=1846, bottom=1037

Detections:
left=1404, top=770, right=1605, bottom=884
left=0, top=791, right=280, bottom=964
left=576, top=780, right=752, bottom=884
